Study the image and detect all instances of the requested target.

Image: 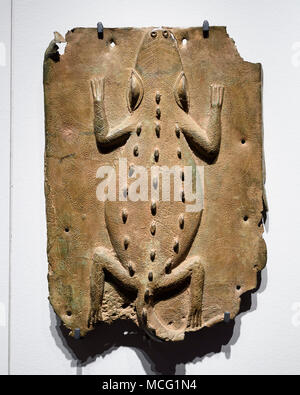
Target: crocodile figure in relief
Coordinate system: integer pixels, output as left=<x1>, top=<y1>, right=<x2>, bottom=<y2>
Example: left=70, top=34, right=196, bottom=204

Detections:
left=88, top=28, right=224, bottom=341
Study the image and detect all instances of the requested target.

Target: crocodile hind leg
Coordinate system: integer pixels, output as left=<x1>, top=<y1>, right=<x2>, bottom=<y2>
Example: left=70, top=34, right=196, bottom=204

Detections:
left=155, top=256, right=205, bottom=330
left=88, top=247, right=138, bottom=328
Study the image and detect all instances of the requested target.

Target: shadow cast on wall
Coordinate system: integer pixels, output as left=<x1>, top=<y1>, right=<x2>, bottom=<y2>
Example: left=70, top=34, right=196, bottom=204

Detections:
left=49, top=268, right=267, bottom=375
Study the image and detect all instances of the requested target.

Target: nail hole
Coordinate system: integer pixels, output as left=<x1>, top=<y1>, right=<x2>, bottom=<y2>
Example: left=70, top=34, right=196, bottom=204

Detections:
left=243, top=216, right=248, bottom=221
left=236, top=285, right=241, bottom=291
left=64, top=227, right=70, bottom=233
left=66, top=311, right=72, bottom=317
left=241, top=139, right=246, bottom=144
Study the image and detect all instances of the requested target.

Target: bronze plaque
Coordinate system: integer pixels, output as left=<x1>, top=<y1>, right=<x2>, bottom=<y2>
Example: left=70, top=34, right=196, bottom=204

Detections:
left=44, top=26, right=267, bottom=342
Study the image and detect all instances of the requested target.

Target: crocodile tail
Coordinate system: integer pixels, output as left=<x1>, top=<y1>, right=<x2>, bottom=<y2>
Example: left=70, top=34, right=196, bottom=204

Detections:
left=136, top=292, right=186, bottom=342
left=136, top=291, right=148, bottom=329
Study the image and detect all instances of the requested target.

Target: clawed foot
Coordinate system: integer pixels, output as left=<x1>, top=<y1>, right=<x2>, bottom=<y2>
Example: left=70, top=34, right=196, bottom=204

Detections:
left=90, top=77, right=104, bottom=102
left=210, top=84, right=224, bottom=108
left=88, top=306, right=102, bottom=328
left=187, top=306, right=202, bottom=329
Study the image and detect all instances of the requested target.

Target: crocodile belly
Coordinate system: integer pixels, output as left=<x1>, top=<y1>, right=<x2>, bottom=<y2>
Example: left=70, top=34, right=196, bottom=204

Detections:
left=104, top=121, right=202, bottom=277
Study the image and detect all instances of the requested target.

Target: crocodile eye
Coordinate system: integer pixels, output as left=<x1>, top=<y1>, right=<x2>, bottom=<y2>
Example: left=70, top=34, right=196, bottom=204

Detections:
left=127, top=69, right=144, bottom=112
left=174, top=72, right=189, bottom=113
left=163, top=30, right=168, bottom=38
left=151, top=31, right=157, bottom=38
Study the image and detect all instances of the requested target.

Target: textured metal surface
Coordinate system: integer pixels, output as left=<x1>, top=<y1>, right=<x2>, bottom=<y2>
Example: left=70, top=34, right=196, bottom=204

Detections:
left=44, top=26, right=266, bottom=342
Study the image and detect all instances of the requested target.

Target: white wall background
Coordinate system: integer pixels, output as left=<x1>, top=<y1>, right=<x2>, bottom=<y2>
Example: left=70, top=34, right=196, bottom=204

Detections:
left=1, top=0, right=300, bottom=375
left=0, top=0, right=11, bottom=377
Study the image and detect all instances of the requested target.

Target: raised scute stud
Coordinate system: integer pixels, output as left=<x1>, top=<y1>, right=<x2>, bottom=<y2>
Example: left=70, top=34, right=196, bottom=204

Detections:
left=151, top=200, right=157, bottom=216
left=128, top=262, right=135, bottom=277
left=150, top=222, right=156, bottom=235
left=122, top=209, right=128, bottom=224
left=179, top=214, right=184, bottom=229
left=124, top=236, right=130, bottom=250
left=155, top=92, right=161, bottom=104
left=155, top=124, right=160, bottom=138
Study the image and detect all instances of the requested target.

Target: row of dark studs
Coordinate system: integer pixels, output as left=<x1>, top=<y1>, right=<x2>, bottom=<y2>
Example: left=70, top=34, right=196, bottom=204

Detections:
left=121, top=209, right=184, bottom=240
left=133, top=91, right=184, bottom=160
left=121, top=207, right=184, bottom=280
left=133, top=125, right=182, bottom=160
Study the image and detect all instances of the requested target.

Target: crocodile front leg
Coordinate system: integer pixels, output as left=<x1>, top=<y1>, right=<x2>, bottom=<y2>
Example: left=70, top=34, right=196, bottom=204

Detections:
left=91, top=77, right=139, bottom=149
left=88, top=247, right=138, bottom=327
left=179, top=84, right=224, bottom=158
left=155, top=256, right=205, bottom=329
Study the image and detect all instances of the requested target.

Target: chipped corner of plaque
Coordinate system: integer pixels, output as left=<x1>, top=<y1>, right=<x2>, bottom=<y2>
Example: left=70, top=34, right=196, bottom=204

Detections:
left=221, top=26, right=244, bottom=61
left=222, top=26, right=262, bottom=71
left=44, top=31, right=67, bottom=64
